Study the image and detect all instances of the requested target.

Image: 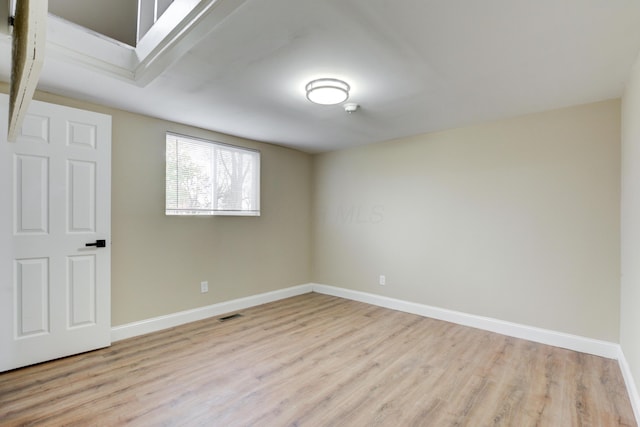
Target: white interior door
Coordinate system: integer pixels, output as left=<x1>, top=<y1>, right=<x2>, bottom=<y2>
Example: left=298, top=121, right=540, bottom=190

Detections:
left=0, top=94, right=112, bottom=372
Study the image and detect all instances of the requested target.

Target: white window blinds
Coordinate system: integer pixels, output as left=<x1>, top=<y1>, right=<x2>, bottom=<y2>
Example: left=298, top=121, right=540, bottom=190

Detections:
left=166, top=133, right=260, bottom=216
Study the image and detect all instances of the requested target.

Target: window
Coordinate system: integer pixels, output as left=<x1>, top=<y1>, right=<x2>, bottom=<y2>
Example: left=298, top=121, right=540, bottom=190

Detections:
left=166, top=133, right=260, bottom=216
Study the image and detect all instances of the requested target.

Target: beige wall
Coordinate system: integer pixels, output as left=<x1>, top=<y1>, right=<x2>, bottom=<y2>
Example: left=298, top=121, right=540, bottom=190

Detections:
left=622, top=54, right=640, bottom=398
left=313, top=100, right=621, bottom=341
left=4, top=83, right=623, bottom=344
left=12, top=86, right=312, bottom=326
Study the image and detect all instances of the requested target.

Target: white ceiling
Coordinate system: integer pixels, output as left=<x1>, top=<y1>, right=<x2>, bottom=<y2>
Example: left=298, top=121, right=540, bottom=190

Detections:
left=8, top=0, right=640, bottom=152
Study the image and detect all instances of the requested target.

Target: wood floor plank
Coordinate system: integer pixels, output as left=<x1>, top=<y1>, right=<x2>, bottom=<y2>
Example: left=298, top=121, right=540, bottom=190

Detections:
left=0, top=293, right=636, bottom=426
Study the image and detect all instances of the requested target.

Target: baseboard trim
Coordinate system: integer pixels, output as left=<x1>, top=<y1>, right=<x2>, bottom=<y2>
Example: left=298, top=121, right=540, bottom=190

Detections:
left=114, top=282, right=621, bottom=358
left=618, top=346, right=640, bottom=423
left=111, top=284, right=313, bottom=342
left=311, top=283, right=620, bottom=359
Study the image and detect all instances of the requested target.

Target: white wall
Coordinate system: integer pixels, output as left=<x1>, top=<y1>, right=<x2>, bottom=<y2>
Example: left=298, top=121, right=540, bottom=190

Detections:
left=621, top=51, right=640, bottom=405
left=313, top=100, right=621, bottom=342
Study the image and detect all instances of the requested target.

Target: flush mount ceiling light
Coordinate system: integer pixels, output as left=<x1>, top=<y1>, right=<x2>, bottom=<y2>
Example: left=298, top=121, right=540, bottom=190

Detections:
left=305, top=78, right=350, bottom=105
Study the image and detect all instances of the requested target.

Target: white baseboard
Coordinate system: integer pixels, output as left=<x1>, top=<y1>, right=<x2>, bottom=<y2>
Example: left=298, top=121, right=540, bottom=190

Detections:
left=311, top=283, right=620, bottom=359
left=313, top=285, right=639, bottom=423
left=114, top=282, right=621, bottom=357
left=618, top=347, right=640, bottom=423
left=111, top=283, right=313, bottom=342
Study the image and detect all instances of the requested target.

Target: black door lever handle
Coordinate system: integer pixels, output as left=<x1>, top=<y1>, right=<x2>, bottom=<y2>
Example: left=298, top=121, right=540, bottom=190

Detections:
left=85, top=239, right=106, bottom=248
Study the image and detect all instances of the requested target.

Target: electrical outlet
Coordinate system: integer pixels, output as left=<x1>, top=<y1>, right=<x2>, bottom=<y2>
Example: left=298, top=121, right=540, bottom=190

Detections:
left=200, top=281, right=209, bottom=293
left=379, top=275, right=386, bottom=286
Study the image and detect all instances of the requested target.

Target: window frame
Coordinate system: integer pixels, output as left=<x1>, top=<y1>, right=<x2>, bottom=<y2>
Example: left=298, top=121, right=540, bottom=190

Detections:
left=165, top=132, right=261, bottom=217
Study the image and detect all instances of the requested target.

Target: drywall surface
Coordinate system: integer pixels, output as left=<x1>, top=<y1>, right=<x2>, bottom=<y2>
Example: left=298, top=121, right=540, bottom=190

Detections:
left=621, top=53, right=640, bottom=397
left=14, top=86, right=312, bottom=326
left=313, top=100, right=621, bottom=341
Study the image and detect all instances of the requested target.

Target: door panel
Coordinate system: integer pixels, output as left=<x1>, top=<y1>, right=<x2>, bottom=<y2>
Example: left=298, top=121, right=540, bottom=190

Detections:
left=67, top=121, right=97, bottom=149
left=20, top=114, right=49, bottom=143
left=67, top=254, right=96, bottom=327
left=68, top=160, right=96, bottom=232
left=15, top=155, right=49, bottom=234
left=0, top=95, right=112, bottom=372
left=16, top=257, right=49, bottom=336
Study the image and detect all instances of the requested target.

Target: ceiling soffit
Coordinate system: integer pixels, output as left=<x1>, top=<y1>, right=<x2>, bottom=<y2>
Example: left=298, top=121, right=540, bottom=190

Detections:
left=19, top=0, right=247, bottom=86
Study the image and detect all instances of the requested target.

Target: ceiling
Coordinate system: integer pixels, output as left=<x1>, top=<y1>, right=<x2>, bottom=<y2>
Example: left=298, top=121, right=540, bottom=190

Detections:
left=9, top=0, right=640, bottom=152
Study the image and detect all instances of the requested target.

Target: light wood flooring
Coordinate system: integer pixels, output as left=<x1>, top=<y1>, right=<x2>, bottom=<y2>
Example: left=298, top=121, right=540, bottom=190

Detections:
left=0, top=293, right=636, bottom=426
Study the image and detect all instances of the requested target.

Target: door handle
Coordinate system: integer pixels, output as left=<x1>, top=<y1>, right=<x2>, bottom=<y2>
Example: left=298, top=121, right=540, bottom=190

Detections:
left=85, top=239, right=106, bottom=248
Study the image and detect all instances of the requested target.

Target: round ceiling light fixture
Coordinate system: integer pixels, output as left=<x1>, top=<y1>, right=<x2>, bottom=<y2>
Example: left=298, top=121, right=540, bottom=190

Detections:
left=305, top=78, right=350, bottom=105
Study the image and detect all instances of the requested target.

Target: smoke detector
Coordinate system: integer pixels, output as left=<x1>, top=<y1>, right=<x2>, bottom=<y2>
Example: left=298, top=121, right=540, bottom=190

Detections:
left=344, top=103, right=359, bottom=114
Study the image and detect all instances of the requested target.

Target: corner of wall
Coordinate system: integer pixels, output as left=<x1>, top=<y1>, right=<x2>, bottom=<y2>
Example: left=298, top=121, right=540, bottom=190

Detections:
left=618, top=346, right=640, bottom=423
